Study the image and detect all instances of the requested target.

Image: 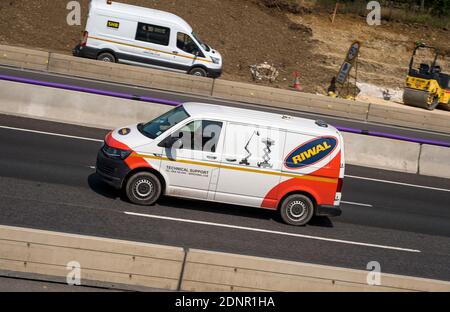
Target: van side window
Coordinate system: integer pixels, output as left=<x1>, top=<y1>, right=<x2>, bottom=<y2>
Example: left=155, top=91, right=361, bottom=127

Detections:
left=177, top=33, right=204, bottom=57
left=135, top=22, right=170, bottom=46
left=172, top=120, right=223, bottom=152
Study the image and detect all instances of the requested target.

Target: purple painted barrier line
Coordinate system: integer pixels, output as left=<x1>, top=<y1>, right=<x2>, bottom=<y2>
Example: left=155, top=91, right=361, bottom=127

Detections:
left=0, top=74, right=180, bottom=107
left=369, top=131, right=450, bottom=147
left=1, top=74, right=449, bottom=147
left=139, top=95, right=179, bottom=106
left=335, top=126, right=363, bottom=135
left=335, top=126, right=450, bottom=147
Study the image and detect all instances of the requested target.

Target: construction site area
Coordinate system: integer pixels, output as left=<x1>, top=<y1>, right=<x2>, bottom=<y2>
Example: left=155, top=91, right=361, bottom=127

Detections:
left=0, top=0, right=449, bottom=108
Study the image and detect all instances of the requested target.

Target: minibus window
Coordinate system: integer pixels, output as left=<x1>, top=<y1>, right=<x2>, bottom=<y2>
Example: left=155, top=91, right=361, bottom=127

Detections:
left=138, top=106, right=190, bottom=139
left=135, top=22, right=170, bottom=46
left=192, top=32, right=210, bottom=52
left=177, top=33, right=204, bottom=57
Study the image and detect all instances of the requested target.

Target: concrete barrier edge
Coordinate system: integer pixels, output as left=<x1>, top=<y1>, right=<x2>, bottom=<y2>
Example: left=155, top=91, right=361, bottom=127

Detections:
left=181, top=249, right=450, bottom=292
left=1, top=226, right=448, bottom=292
left=0, top=225, right=185, bottom=291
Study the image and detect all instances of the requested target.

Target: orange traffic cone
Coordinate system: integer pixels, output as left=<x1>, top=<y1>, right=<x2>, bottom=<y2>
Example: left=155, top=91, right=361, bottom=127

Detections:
left=293, top=75, right=301, bottom=91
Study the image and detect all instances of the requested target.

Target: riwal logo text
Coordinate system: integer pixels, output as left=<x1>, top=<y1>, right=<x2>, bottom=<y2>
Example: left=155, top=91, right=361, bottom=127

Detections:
left=285, top=137, right=337, bottom=169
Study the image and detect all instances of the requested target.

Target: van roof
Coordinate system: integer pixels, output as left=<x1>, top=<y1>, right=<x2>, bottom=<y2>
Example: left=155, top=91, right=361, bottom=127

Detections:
left=182, top=103, right=338, bottom=136
left=91, top=0, right=193, bottom=32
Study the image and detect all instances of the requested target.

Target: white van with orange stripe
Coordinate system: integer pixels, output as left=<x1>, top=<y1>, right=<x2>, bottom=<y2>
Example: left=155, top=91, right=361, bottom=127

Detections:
left=96, top=103, right=345, bottom=226
left=74, top=0, right=222, bottom=78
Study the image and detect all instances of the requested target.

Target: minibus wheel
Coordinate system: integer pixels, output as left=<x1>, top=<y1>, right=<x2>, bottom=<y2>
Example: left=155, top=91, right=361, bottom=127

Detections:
left=189, top=67, right=207, bottom=77
left=280, top=194, right=314, bottom=226
left=97, top=52, right=116, bottom=63
left=126, top=172, right=162, bottom=206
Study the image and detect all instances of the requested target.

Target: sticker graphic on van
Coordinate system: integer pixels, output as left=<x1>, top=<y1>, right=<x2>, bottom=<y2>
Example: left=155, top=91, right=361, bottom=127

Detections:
left=118, top=128, right=131, bottom=136
left=284, top=137, right=337, bottom=169
left=107, top=21, right=120, bottom=29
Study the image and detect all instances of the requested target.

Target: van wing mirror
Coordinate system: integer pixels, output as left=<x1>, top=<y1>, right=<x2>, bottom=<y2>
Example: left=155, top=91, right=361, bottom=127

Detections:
left=158, top=136, right=179, bottom=148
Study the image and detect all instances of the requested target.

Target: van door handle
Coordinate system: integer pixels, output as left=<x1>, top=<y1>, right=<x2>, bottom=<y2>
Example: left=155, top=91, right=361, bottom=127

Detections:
left=226, top=158, right=237, bottom=162
left=207, top=155, right=217, bottom=160
left=172, top=51, right=179, bottom=54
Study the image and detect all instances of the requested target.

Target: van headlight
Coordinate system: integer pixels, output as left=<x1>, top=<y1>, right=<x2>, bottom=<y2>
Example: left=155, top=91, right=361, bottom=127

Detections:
left=211, top=56, right=220, bottom=64
left=102, top=144, right=132, bottom=160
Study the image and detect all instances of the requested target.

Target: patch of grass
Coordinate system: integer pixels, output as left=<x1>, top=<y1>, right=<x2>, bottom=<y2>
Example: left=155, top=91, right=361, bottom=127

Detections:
left=313, top=0, right=449, bottom=29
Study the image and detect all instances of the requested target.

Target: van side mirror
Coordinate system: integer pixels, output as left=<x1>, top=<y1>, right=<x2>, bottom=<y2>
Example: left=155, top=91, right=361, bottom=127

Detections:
left=158, top=136, right=179, bottom=148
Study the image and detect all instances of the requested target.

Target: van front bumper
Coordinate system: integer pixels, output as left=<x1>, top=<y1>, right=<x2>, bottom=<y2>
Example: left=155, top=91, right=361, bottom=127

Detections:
left=96, top=149, right=130, bottom=190
left=316, top=205, right=342, bottom=217
left=73, top=44, right=99, bottom=59
left=207, top=67, right=222, bottom=78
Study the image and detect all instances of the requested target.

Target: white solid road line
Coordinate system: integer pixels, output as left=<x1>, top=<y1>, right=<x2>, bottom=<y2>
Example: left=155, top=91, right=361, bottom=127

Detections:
left=0, top=125, right=104, bottom=143
left=124, top=211, right=421, bottom=253
left=341, top=201, right=373, bottom=207
left=346, top=175, right=450, bottom=193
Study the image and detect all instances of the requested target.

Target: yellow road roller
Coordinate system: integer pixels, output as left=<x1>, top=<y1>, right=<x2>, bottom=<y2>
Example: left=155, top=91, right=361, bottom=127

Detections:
left=403, top=42, right=450, bottom=110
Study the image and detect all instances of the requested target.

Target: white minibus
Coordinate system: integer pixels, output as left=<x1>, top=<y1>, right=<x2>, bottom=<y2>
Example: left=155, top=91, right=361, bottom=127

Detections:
left=74, top=0, right=222, bottom=78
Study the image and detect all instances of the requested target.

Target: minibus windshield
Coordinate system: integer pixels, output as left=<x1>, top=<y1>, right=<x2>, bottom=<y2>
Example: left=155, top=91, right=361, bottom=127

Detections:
left=192, top=32, right=210, bottom=52
left=138, top=106, right=190, bottom=139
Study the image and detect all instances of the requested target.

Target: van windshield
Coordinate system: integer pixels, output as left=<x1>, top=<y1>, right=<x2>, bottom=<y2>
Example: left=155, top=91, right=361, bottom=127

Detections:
left=138, top=106, right=190, bottom=139
left=192, top=32, right=210, bottom=52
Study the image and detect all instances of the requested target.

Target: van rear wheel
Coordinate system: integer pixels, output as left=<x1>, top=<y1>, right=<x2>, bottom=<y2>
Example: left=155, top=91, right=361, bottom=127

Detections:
left=97, top=52, right=116, bottom=63
left=280, top=194, right=314, bottom=226
left=189, top=67, right=207, bottom=77
left=126, top=172, right=162, bottom=206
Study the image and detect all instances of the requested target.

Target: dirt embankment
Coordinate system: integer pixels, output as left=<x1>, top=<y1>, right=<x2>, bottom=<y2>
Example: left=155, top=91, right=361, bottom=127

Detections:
left=0, top=0, right=449, bottom=94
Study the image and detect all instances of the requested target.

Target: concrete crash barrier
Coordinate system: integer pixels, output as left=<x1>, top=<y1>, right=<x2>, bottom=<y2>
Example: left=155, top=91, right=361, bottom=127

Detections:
left=0, top=45, right=49, bottom=71
left=181, top=249, right=450, bottom=292
left=0, top=79, right=172, bottom=129
left=368, top=101, right=450, bottom=134
left=1, top=226, right=449, bottom=291
left=48, top=53, right=214, bottom=96
left=419, top=145, right=450, bottom=179
left=0, top=226, right=185, bottom=291
left=212, top=79, right=370, bottom=121
left=342, top=132, right=421, bottom=174
left=0, top=43, right=449, bottom=133
left=0, top=44, right=448, bottom=135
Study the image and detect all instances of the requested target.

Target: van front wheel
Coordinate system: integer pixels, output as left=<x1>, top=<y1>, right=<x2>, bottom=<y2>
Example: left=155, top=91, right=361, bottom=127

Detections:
left=126, top=172, right=162, bottom=206
left=280, top=194, right=314, bottom=226
left=97, top=52, right=116, bottom=63
left=189, top=67, right=207, bottom=77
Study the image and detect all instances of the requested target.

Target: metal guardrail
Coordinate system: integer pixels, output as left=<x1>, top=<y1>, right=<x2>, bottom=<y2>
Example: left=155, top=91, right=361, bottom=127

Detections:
left=1, top=73, right=449, bottom=148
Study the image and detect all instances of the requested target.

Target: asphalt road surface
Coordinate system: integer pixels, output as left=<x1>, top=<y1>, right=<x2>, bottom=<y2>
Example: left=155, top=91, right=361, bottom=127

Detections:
left=0, top=114, right=449, bottom=281
left=1, top=65, right=449, bottom=144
